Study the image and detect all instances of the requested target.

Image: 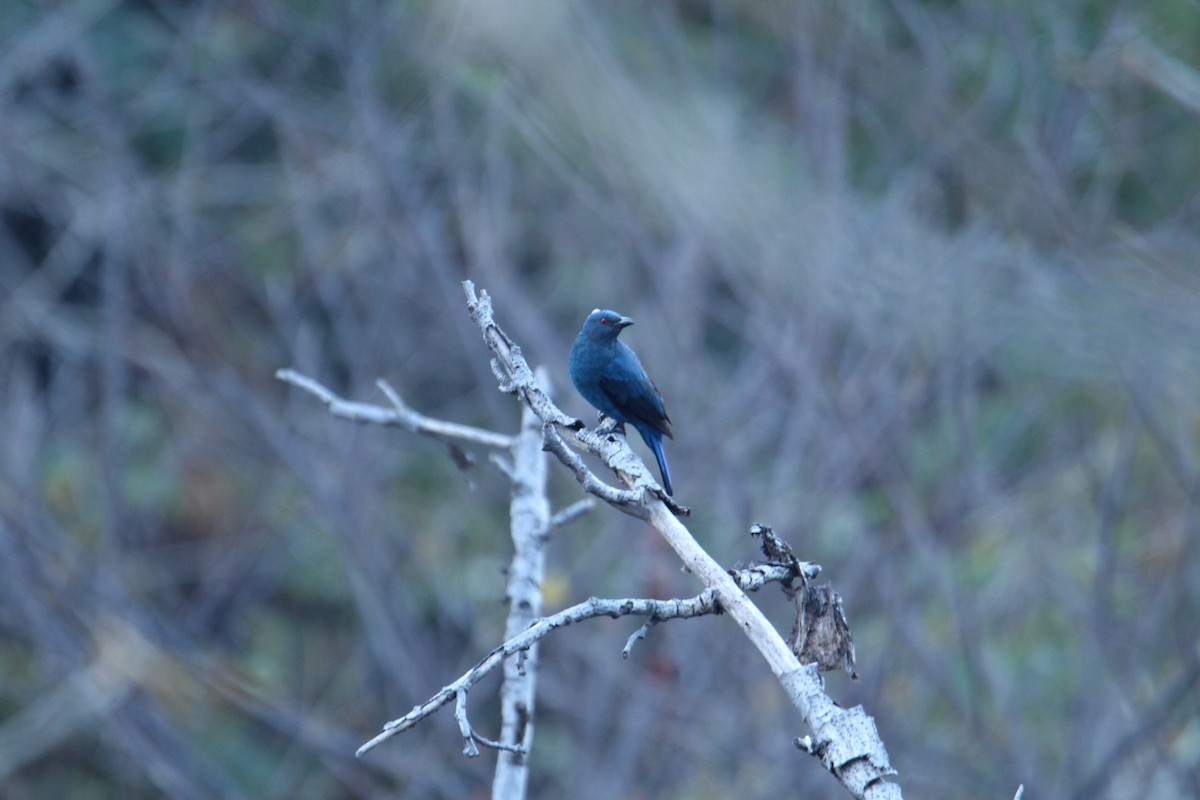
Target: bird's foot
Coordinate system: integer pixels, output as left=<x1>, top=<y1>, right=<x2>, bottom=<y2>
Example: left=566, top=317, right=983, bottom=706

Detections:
left=595, top=416, right=625, bottom=436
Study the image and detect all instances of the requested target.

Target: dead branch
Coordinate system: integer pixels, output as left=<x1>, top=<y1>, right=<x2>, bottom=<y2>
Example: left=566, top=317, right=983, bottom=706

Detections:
left=356, top=558, right=815, bottom=757
left=461, top=282, right=901, bottom=800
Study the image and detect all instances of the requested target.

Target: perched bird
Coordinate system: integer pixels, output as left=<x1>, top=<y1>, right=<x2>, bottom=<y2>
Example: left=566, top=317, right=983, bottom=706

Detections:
left=569, top=308, right=674, bottom=495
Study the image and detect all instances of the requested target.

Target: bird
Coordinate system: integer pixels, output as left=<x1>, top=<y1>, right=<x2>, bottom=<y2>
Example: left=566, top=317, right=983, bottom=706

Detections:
left=568, top=308, right=674, bottom=495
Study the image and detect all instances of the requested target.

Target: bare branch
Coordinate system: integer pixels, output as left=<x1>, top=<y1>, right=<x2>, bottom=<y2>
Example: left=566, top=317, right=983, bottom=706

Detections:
left=453, top=690, right=525, bottom=757
left=492, top=384, right=553, bottom=798
left=278, top=361, right=549, bottom=783
left=275, top=367, right=514, bottom=449
left=622, top=617, right=661, bottom=657
left=549, top=498, right=596, bottom=528
left=358, top=557, right=806, bottom=757
left=459, top=281, right=901, bottom=799
left=540, top=423, right=649, bottom=517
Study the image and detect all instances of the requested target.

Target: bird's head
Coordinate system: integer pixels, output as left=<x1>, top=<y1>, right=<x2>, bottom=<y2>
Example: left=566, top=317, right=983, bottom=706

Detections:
left=580, top=308, right=634, bottom=342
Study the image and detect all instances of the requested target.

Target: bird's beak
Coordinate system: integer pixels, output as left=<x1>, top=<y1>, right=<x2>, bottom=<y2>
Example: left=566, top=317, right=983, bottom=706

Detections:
left=616, top=316, right=635, bottom=329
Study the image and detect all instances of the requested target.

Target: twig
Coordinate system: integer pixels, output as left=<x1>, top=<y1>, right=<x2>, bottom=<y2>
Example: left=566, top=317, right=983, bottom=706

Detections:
left=275, top=368, right=513, bottom=449
left=358, top=559, right=803, bottom=757
left=492, top=383, right=553, bottom=798
left=623, top=617, right=661, bottom=657
left=540, top=423, right=649, bottom=517
left=549, top=498, right=595, bottom=529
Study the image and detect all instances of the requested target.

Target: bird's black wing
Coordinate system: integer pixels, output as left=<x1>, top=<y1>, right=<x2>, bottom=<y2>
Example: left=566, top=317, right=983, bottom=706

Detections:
left=598, top=354, right=673, bottom=439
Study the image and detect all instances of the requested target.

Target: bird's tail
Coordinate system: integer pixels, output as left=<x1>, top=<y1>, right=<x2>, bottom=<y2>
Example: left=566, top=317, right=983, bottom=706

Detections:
left=649, top=434, right=673, bottom=496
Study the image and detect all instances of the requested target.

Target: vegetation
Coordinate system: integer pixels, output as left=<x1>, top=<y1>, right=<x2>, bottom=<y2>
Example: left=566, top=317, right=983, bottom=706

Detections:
left=1, top=1, right=1197, bottom=797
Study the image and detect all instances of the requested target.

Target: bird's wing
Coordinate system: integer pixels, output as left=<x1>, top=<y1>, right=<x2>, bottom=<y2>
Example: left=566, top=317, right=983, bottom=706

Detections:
left=598, top=355, right=673, bottom=439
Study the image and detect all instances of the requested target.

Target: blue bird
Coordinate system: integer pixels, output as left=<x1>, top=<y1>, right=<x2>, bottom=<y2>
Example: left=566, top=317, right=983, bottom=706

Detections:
left=569, top=308, right=674, bottom=495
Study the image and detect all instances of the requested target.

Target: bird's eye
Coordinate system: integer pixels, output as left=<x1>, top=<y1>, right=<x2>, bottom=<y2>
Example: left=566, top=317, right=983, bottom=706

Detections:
left=599, top=318, right=608, bottom=325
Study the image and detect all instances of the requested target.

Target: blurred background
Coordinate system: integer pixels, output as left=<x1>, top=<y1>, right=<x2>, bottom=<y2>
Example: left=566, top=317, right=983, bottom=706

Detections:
left=2, top=1, right=1199, bottom=797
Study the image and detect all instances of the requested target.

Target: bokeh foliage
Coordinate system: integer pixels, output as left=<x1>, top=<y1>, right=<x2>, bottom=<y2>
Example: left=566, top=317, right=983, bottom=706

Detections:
left=1, top=0, right=1198, bottom=797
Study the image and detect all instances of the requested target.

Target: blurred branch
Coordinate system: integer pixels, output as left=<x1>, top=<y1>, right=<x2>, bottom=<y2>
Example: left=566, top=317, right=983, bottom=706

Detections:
left=1118, top=32, right=1200, bottom=115
left=460, top=282, right=901, bottom=800
left=549, top=498, right=596, bottom=528
left=1069, top=645, right=1200, bottom=800
left=0, top=618, right=154, bottom=782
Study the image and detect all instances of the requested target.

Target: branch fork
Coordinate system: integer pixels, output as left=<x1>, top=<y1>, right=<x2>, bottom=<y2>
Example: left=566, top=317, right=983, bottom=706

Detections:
left=280, top=284, right=902, bottom=799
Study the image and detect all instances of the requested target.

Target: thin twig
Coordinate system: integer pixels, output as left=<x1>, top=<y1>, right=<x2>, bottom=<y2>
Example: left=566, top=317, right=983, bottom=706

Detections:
left=356, top=560, right=802, bottom=757
left=275, top=368, right=514, bottom=449
left=550, top=498, right=596, bottom=529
